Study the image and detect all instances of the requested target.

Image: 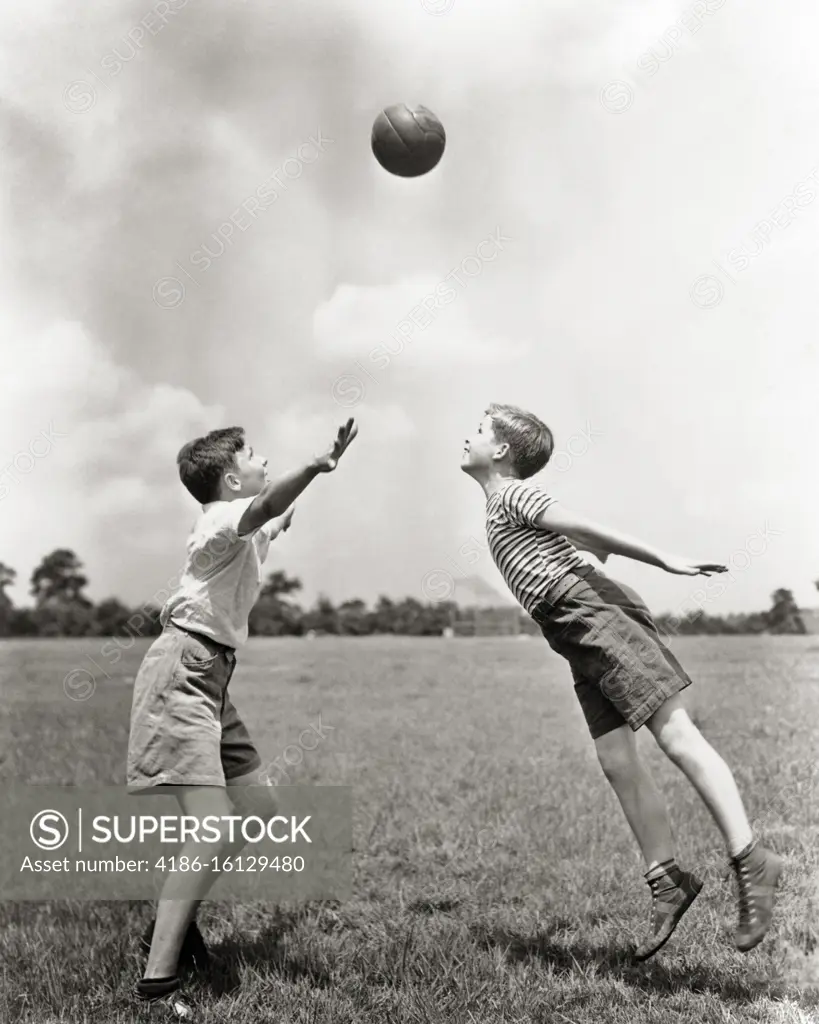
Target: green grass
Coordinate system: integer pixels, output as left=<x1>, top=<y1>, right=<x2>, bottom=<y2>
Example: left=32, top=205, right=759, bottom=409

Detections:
left=1, top=635, right=818, bottom=1022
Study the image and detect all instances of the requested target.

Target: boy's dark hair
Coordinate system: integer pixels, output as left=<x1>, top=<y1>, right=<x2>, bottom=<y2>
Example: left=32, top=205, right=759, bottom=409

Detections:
left=486, top=403, right=554, bottom=479
left=177, top=427, right=245, bottom=504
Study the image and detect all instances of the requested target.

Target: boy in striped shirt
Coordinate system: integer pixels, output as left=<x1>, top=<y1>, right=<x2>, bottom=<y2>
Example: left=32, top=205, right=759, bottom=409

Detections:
left=461, top=403, right=783, bottom=960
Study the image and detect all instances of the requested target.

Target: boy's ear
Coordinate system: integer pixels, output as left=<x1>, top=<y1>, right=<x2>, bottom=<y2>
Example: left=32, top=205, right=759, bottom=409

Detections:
left=493, top=442, right=510, bottom=462
left=223, top=470, right=241, bottom=493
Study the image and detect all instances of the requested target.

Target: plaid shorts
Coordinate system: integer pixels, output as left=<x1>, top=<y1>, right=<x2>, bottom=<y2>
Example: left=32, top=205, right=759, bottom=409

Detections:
left=531, top=565, right=692, bottom=739
left=127, top=622, right=261, bottom=792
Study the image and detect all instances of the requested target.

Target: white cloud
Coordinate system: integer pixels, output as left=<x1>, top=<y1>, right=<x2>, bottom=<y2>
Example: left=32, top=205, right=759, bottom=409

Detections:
left=0, top=309, right=222, bottom=605
left=313, top=276, right=527, bottom=369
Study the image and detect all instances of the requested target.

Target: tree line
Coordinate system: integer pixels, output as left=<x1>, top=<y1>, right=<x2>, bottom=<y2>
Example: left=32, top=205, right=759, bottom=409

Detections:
left=0, top=549, right=812, bottom=639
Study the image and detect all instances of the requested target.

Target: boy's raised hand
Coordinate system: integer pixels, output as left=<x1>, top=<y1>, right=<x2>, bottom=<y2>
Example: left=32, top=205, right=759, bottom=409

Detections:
left=661, top=557, right=728, bottom=577
left=314, top=418, right=358, bottom=473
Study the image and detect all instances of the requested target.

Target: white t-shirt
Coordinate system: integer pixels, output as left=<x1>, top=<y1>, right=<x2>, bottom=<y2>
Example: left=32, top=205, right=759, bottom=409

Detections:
left=160, top=496, right=274, bottom=649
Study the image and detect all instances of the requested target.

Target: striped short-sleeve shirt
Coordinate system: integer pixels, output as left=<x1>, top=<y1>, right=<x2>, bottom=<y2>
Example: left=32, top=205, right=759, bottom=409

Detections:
left=486, top=479, right=586, bottom=615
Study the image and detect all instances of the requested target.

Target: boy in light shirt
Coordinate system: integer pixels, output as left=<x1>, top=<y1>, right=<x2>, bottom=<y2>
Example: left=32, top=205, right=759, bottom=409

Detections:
left=127, top=418, right=357, bottom=1017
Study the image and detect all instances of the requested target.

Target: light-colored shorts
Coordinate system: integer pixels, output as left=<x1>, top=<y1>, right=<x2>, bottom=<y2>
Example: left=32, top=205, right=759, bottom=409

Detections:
left=127, top=622, right=261, bottom=793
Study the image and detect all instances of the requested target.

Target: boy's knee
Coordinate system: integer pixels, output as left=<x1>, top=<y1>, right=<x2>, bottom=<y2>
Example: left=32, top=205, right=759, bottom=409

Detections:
left=595, top=732, right=640, bottom=779
left=654, top=719, right=699, bottom=763
left=229, top=783, right=279, bottom=823
left=598, top=750, right=640, bottom=780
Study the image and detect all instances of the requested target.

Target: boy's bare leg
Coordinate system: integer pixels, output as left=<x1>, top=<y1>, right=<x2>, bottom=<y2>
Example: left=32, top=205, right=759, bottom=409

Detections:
left=594, top=724, right=675, bottom=871
left=144, top=776, right=277, bottom=980
left=595, top=723, right=703, bottom=960
left=646, top=694, right=783, bottom=951
left=645, top=695, right=752, bottom=855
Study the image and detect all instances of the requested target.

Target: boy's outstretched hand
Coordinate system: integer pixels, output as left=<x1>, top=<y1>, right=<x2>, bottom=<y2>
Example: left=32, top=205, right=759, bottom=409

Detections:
left=314, top=418, right=358, bottom=473
left=660, top=557, right=728, bottom=577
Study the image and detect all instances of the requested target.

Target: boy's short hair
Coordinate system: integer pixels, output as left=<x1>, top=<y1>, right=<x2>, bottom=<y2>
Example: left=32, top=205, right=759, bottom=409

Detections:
left=486, top=403, right=554, bottom=479
left=177, top=427, right=245, bottom=504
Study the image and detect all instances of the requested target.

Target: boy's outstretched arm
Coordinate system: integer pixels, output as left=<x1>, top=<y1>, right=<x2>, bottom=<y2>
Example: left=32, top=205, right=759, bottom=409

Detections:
left=535, top=503, right=727, bottom=577
left=238, top=418, right=358, bottom=536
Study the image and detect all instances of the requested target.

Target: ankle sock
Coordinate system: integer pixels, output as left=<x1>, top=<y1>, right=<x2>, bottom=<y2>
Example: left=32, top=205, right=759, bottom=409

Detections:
left=645, top=858, right=677, bottom=882
left=729, top=837, right=757, bottom=860
left=136, top=976, right=180, bottom=1001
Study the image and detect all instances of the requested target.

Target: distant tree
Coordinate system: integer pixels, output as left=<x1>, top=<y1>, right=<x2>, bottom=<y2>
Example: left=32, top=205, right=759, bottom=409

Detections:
left=657, top=610, right=710, bottom=636
left=424, top=600, right=458, bottom=636
left=92, top=598, right=135, bottom=637
left=30, top=549, right=93, bottom=637
left=371, top=596, right=396, bottom=634
left=655, top=601, right=799, bottom=636
left=0, top=562, right=15, bottom=592
left=261, top=570, right=303, bottom=602
left=744, top=611, right=773, bottom=634
left=9, top=607, right=38, bottom=636
left=0, top=562, right=16, bottom=637
left=31, top=549, right=91, bottom=606
left=766, top=588, right=806, bottom=635
left=302, top=595, right=340, bottom=635
left=32, top=602, right=94, bottom=638
left=392, top=597, right=433, bottom=635
left=249, top=570, right=304, bottom=636
left=337, top=599, right=372, bottom=636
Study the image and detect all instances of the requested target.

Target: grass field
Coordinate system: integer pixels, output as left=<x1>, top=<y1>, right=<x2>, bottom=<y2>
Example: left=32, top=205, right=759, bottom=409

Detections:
left=1, top=634, right=818, bottom=1023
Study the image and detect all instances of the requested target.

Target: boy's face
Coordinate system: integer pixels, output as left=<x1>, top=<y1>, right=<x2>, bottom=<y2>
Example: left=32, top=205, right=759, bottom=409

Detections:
left=461, top=414, right=507, bottom=474
left=224, top=442, right=268, bottom=498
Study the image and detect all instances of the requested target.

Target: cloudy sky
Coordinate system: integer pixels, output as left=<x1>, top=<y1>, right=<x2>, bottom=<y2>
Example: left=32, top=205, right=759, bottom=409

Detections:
left=0, top=0, right=817, bottom=617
